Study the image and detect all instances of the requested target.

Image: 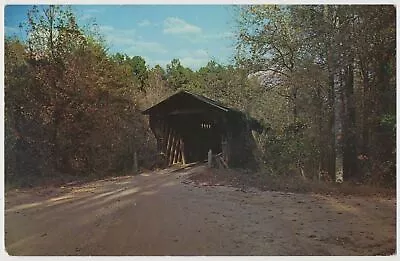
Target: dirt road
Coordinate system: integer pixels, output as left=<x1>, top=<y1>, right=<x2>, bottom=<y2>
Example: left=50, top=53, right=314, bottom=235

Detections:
left=5, top=165, right=396, bottom=255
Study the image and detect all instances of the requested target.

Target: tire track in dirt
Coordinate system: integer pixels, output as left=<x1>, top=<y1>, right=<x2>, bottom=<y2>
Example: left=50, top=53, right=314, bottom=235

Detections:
left=5, top=165, right=396, bottom=255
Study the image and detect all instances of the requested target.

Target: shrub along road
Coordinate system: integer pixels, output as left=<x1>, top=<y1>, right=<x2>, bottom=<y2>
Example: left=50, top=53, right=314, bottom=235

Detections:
left=5, top=165, right=396, bottom=255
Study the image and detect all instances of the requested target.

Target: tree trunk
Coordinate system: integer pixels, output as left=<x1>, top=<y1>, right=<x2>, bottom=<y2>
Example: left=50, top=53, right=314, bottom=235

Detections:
left=316, top=84, right=324, bottom=180
left=292, top=86, right=298, bottom=123
left=360, top=59, right=371, bottom=157
left=343, top=63, right=357, bottom=180
left=333, top=69, right=344, bottom=183
left=324, top=5, right=338, bottom=181
left=370, top=52, right=394, bottom=183
left=327, top=72, right=336, bottom=180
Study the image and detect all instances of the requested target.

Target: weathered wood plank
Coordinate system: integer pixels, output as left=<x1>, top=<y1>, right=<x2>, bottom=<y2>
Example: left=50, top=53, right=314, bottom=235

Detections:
left=177, top=149, right=182, bottom=164
left=159, top=120, right=165, bottom=152
left=169, top=132, right=176, bottom=165
left=173, top=138, right=180, bottom=164
left=166, top=128, right=173, bottom=163
left=180, top=138, right=186, bottom=165
left=162, top=123, right=169, bottom=155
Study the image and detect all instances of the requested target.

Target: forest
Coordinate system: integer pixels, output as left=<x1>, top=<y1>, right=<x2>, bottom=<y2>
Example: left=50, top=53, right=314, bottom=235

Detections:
left=4, top=5, right=396, bottom=188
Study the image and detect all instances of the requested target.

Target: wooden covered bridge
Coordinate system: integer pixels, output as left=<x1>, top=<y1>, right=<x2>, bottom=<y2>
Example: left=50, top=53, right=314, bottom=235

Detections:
left=142, top=91, right=262, bottom=168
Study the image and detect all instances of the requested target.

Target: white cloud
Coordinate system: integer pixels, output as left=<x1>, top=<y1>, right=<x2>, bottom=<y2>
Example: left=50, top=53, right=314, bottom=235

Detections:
left=180, top=56, right=210, bottom=70
left=175, top=30, right=235, bottom=44
left=99, top=25, right=136, bottom=36
left=147, top=50, right=210, bottom=71
left=172, top=49, right=211, bottom=70
left=98, top=24, right=167, bottom=56
left=163, top=17, right=202, bottom=35
left=98, top=25, right=137, bottom=46
left=148, top=57, right=209, bottom=71
left=125, top=41, right=167, bottom=55
left=147, top=58, right=170, bottom=68
left=138, top=19, right=151, bottom=27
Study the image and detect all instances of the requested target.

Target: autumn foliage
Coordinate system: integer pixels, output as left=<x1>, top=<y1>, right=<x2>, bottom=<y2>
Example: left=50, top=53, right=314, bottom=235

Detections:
left=4, top=5, right=396, bottom=188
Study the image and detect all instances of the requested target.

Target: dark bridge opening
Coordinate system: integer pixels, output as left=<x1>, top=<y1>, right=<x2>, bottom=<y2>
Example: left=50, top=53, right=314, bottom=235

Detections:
left=169, top=113, right=223, bottom=163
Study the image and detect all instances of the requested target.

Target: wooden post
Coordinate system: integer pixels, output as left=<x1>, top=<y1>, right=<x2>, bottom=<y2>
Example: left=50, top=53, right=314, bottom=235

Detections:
left=167, top=130, right=173, bottom=164
left=158, top=121, right=165, bottom=152
left=173, top=138, right=180, bottom=164
left=164, top=123, right=169, bottom=153
left=172, top=137, right=177, bottom=164
left=221, top=133, right=230, bottom=166
left=133, top=151, right=138, bottom=174
left=169, top=132, right=176, bottom=165
left=208, top=149, right=212, bottom=168
left=167, top=128, right=172, bottom=152
left=162, top=124, right=167, bottom=154
left=178, top=150, right=182, bottom=165
left=180, top=138, right=186, bottom=165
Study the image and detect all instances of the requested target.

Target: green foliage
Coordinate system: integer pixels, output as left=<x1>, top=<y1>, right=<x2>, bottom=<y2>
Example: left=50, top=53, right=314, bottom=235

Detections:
left=235, top=5, right=396, bottom=185
left=257, top=121, right=315, bottom=176
left=165, top=58, right=195, bottom=91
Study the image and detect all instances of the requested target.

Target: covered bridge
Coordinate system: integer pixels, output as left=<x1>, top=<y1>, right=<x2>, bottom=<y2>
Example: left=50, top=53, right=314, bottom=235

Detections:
left=142, top=91, right=262, bottom=168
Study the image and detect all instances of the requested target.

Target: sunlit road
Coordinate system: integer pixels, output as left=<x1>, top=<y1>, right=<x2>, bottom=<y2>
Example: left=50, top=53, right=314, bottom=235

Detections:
left=5, top=165, right=396, bottom=255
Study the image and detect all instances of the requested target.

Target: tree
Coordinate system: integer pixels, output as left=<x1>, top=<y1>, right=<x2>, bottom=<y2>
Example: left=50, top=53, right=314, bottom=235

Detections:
left=235, top=5, right=396, bottom=185
left=111, top=54, right=149, bottom=91
left=21, top=5, right=89, bottom=171
left=129, top=56, right=148, bottom=91
left=4, top=38, right=41, bottom=180
left=5, top=4, right=395, bottom=188
left=236, top=5, right=311, bottom=122
left=236, top=5, right=327, bottom=178
left=5, top=5, right=159, bottom=181
left=353, top=5, right=396, bottom=184
left=166, top=58, right=194, bottom=90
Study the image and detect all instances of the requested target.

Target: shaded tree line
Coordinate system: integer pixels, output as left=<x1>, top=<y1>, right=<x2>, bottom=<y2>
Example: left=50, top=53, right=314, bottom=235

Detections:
left=235, top=5, right=396, bottom=186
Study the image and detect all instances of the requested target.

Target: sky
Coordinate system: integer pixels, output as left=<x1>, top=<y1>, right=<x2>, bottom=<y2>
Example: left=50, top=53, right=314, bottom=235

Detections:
left=4, top=5, right=238, bottom=70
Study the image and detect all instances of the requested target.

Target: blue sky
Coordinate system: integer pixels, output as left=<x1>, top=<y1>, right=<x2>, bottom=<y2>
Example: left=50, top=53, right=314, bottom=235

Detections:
left=5, top=5, right=238, bottom=70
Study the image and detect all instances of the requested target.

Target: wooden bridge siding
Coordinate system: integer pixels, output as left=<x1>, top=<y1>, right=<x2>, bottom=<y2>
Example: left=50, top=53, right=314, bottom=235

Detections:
left=151, top=116, right=185, bottom=166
